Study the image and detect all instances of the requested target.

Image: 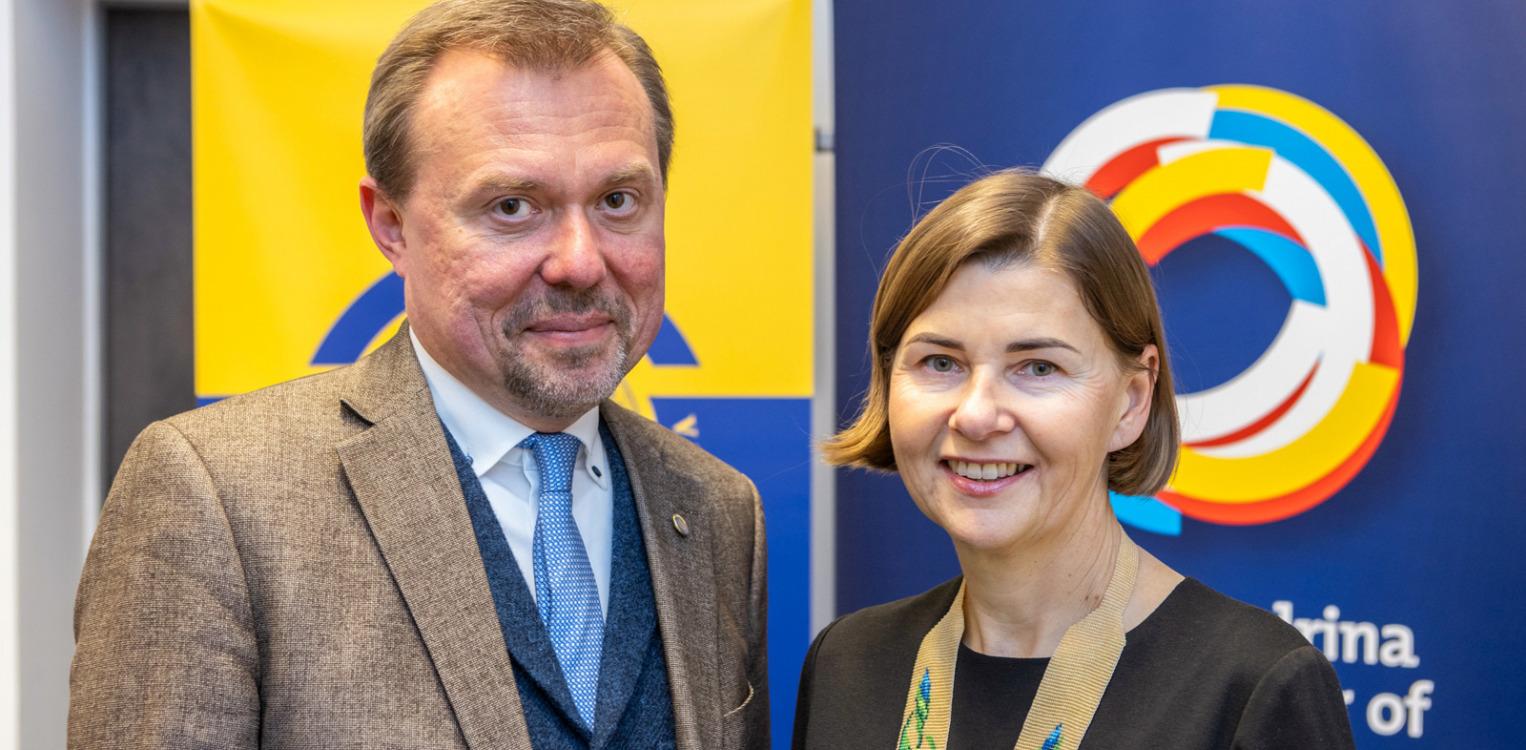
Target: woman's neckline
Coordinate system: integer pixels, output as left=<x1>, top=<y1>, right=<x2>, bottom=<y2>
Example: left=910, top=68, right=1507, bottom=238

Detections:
left=959, top=577, right=1195, bottom=662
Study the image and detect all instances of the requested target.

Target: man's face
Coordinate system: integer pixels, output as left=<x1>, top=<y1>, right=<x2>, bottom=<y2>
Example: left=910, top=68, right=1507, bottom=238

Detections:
left=363, top=49, right=665, bottom=431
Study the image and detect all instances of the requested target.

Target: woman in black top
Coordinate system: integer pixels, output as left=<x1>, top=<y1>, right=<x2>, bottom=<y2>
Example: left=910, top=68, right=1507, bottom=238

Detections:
left=797, top=171, right=1354, bottom=749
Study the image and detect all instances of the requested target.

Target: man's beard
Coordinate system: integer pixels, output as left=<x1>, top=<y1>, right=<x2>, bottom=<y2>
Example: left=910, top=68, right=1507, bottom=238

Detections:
left=497, top=287, right=635, bottom=422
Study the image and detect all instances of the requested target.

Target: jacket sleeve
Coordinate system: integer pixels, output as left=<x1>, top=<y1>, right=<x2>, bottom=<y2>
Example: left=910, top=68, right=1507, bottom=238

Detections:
left=1231, top=645, right=1357, bottom=750
left=790, top=615, right=834, bottom=750
left=740, top=477, right=770, bottom=749
left=70, top=420, right=261, bottom=749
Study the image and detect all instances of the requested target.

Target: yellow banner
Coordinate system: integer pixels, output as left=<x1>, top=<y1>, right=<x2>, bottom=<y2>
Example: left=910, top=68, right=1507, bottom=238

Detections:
left=192, top=0, right=813, bottom=411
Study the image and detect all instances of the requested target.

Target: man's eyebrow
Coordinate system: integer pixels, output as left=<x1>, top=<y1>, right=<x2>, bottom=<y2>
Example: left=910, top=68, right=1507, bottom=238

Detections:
left=461, top=165, right=655, bottom=199
left=602, top=164, right=659, bottom=189
left=1007, top=337, right=1079, bottom=354
left=469, top=175, right=541, bottom=195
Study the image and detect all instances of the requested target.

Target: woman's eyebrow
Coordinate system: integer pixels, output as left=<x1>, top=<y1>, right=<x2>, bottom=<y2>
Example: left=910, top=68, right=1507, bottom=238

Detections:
left=1007, top=337, right=1079, bottom=354
left=904, top=332, right=963, bottom=349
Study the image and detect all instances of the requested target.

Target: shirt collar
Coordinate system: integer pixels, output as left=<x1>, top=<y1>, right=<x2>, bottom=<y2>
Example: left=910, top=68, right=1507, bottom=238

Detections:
left=410, top=329, right=609, bottom=488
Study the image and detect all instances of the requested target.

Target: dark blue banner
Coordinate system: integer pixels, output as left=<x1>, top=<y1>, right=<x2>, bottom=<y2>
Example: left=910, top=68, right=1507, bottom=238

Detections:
left=833, top=2, right=1526, bottom=745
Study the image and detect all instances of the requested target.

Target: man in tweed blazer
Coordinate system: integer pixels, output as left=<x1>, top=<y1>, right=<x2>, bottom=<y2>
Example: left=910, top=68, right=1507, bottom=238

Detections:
left=69, top=1, right=767, bottom=748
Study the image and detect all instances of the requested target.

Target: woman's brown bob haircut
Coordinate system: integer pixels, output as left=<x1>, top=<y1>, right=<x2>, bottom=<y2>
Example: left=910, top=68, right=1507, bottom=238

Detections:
left=363, top=0, right=674, bottom=202
left=824, top=170, right=1180, bottom=496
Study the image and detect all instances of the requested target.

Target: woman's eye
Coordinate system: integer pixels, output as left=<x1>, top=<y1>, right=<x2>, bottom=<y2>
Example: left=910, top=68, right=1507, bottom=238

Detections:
left=925, top=355, right=956, bottom=373
left=495, top=197, right=530, bottom=218
left=1026, top=361, right=1057, bottom=377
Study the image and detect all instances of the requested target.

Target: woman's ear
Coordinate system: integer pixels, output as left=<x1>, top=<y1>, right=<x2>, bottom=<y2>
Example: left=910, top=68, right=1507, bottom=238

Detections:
left=1107, top=344, right=1158, bottom=453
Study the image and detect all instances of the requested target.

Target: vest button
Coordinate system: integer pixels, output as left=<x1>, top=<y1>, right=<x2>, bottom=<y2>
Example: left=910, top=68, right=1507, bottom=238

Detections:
left=672, top=513, right=690, bottom=537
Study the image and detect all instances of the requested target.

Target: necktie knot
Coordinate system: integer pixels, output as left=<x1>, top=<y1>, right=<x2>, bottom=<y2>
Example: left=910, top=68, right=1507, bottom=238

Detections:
left=521, top=432, right=582, bottom=495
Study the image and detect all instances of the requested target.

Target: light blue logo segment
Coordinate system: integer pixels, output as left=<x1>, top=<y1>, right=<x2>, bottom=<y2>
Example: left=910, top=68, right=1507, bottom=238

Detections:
left=1110, top=492, right=1182, bottom=536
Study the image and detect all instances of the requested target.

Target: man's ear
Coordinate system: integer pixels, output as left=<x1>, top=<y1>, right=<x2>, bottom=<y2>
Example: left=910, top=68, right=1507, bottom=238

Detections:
left=1107, top=344, right=1158, bottom=453
left=359, top=177, right=408, bottom=274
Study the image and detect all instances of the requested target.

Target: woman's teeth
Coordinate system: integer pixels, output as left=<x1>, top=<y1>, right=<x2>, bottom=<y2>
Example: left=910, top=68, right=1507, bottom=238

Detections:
left=949, top=460, right=1029, bottom=481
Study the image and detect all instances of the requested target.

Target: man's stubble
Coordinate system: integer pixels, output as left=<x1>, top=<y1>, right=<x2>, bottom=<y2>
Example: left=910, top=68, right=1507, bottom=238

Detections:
left=497, top=286, right=636, bottom=421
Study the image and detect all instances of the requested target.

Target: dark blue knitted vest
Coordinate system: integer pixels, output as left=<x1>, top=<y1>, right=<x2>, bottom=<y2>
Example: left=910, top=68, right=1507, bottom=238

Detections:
left=447, top=425, right=677, bottom=750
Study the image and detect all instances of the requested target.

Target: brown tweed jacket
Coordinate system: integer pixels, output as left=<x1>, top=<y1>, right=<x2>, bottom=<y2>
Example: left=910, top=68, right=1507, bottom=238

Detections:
left=70, top=328, right=768, bottom=749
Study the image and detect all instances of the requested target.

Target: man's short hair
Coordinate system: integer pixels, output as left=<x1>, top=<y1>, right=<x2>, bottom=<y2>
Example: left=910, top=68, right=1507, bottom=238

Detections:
left=363, top=0, right=675, bottom=201
left=823, top=170, right=1181, bottom=496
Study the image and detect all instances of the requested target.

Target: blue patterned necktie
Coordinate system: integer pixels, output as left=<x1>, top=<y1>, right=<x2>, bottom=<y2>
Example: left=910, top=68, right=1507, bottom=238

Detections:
left=521, top=432, right=604, bottom=728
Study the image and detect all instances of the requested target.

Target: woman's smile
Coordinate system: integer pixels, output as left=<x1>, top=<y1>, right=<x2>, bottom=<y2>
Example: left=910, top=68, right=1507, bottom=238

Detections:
left=941, top=458, right=1033, bottom=497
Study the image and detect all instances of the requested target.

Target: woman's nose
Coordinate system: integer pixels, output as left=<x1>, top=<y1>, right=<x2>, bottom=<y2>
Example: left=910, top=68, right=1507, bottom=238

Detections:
left=948, top=372, right=1016, bottom=441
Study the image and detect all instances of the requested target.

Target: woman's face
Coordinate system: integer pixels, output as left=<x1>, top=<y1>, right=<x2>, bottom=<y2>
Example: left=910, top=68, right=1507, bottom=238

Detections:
left=887, top=260, right=1156, bottom=557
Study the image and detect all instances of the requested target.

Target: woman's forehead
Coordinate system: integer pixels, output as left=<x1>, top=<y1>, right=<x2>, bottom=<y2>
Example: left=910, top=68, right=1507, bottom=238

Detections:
left=920, top=262, right=1087, bottom=323
left=896, top=263, right=1109, bottom=357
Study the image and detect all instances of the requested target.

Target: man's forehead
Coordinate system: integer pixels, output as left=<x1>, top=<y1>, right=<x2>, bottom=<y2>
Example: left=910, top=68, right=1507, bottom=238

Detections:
left=417, top=47, right=647, bottom=118
left=401, top=46, right=661, bottom=198
left=407, top=48, right=657, bottom=165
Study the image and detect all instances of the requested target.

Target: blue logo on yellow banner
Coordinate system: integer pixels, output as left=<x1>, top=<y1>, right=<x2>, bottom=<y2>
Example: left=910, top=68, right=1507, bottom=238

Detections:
left=1044, top=85, right=1417, bottom=535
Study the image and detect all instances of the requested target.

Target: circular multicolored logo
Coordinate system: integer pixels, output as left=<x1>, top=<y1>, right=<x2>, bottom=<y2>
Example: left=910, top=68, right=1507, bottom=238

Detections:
left=1044, top=85, right=1416, bottom=527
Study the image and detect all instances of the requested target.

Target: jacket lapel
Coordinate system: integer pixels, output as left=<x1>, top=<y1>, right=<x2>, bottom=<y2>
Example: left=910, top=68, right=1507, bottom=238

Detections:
left=336, top=329, right=534, bottom=750
left=601, top=403, right=723, bottom=750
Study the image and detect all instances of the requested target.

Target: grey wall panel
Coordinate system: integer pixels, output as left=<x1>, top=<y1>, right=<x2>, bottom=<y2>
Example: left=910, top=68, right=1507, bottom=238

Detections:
left=16, top=0, right=91, bottom=744
left=104, top=8, right=192, bottom=482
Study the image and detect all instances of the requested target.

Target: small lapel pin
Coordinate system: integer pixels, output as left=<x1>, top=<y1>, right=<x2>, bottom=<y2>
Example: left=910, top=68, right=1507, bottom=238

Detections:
left=672, top=513, right=690, bottom=537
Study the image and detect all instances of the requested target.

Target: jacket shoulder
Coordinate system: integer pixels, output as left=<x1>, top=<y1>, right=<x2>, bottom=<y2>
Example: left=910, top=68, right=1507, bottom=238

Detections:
left=1150, top=579, right=1315, bottom=668
left=601, top=400, right=755, bottom=499
left=816, top=577, right=962, bottom=664
left=163, top=358, right=396, bottom=444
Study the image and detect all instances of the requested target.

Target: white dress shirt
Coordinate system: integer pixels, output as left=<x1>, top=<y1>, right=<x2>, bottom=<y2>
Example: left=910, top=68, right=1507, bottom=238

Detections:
left=410, top=330, right=613, bottom=615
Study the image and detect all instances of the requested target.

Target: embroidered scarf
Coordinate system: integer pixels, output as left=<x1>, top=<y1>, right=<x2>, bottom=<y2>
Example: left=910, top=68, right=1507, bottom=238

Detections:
left=897, top=534, right=1139, bottom=750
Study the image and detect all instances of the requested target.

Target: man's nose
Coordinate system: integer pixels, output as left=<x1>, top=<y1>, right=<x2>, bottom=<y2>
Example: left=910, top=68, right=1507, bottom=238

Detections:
left=539, top=210, right=607, bottom=289
left=948, top=371, right=1016, bottom=441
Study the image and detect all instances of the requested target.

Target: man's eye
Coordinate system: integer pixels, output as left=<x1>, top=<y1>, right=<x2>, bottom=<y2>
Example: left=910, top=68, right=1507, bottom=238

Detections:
left=1026, top=361, right=1057, bottom=377
left=925, top=355, right=956, bottom=373
left=603, top=191, right=636, bottom=212
left=495, top=197, right=530, bottom=217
